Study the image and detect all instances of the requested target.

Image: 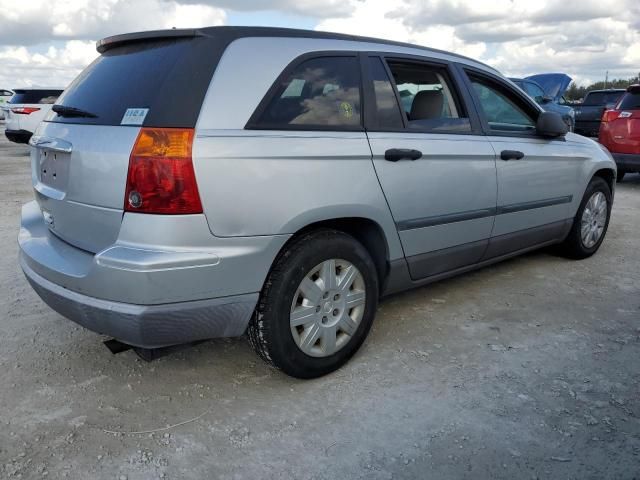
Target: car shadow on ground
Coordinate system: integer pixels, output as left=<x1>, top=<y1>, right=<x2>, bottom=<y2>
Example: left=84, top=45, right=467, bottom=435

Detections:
left=75, top=246, right=565, bottom=375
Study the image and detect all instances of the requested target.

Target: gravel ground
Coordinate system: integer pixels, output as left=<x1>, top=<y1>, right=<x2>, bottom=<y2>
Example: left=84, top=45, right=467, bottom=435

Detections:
left=0, top=133, right=639, bottom=479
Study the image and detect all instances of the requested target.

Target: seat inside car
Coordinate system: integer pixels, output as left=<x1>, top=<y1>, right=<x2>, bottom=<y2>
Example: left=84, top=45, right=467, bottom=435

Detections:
left=410, top=90, right=444, bottom=120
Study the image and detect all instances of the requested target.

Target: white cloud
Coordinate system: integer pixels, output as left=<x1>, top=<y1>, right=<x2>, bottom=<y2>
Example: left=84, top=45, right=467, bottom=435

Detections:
left=0, top=0, right=226, bottom=45
left=0, top=0, right=226, bottom=88
left=174, top=0, right=360, bottom=18
left=317, top=0, right=640, bottom=85
left=0, top=0, right=638, bottom=89
left=0, top=41, right=97, bottom=88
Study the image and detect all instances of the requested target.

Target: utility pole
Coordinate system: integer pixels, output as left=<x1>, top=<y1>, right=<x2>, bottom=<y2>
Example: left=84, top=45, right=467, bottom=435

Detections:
left=604, top=71, right=608, bottom=89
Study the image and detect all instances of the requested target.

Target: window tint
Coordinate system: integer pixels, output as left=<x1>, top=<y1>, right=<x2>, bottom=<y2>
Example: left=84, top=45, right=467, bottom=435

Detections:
left=367, top=57, right=403, bottom=129
left=619, top=92, right=640, bottom=110
left=9, top=90, right=62, bottom=105
left=583, top=91, right=625, bottom=106
left=471, top=78, right=536, bottom=133
left=52, top=38, right=222, bottom=127
left=255, top=56, right=361, bottom=128
left=386, top=60, right=471, bottom=132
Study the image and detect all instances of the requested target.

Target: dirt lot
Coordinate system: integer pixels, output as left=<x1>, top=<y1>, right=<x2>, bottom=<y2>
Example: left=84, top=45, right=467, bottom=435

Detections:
left=0, top=133, right=639, bottom=480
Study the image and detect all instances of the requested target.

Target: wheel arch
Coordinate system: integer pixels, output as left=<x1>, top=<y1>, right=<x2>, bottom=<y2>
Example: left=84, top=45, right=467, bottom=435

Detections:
left=592, top=168, right=616, bottom=194
left=278, top=217, right=393, bottom=294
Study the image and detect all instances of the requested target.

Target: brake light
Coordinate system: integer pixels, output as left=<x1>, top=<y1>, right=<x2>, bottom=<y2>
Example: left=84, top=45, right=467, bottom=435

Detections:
left=11, top=107, right=40, bottom=115
left=124, top=128, right=203, bottom=214
left=601, top=110, right=619, bottom=123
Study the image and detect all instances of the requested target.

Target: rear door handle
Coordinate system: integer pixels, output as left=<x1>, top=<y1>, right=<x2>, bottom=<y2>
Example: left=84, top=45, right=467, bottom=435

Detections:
left=500, top=150, right=524, bottom=161
left=384, top=148, right=422, bottom=162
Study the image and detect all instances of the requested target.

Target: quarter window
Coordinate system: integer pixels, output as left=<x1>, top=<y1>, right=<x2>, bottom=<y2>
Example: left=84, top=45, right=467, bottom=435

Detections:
left=254, top=56, right=361, bottom=129
left=470, top=77, right=537, bottom=133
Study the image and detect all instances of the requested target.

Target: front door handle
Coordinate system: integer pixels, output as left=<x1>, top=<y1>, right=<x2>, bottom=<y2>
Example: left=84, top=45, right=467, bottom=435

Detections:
left=384, top=148, right=422, bottom=162
left=500, top=150, right=525, bottom=161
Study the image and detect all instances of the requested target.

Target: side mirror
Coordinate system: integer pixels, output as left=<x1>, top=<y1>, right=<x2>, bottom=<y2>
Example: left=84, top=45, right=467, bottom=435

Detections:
left=541, top=95, right=553, bottom=104
left=536, top=111, right=568, bottom=138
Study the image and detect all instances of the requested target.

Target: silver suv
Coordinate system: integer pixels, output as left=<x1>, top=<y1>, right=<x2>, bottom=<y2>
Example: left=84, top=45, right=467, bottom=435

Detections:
left=19, top=27, right=616, bottom=378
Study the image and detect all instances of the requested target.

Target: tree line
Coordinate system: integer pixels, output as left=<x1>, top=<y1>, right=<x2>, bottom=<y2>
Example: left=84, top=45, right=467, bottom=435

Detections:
left=565, top=75, right=640, bottom=101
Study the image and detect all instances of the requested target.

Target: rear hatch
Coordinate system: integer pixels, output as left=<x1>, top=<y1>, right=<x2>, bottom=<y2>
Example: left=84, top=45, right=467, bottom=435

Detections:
left=31, top=31, right=222, bottom=253
left=605, top=89, right=640, bottom=153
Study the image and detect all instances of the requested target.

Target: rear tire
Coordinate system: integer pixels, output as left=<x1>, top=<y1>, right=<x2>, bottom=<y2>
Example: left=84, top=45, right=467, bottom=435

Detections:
left=559, top=177, right=611, bottom=259
left=247, top=229, right=379, bottom=379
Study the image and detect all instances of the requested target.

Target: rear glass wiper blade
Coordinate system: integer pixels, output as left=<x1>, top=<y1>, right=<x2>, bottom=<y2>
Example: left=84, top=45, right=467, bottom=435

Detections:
left=52, top=105, right=98, bottom=118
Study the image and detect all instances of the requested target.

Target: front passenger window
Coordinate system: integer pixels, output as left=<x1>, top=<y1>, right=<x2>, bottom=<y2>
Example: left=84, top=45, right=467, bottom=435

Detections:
left=470, top=78, right=537, bottom=133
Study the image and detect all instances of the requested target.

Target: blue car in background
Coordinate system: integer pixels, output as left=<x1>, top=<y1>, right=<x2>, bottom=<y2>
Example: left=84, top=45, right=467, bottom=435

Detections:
left=509, top=73, right=575, bottom=131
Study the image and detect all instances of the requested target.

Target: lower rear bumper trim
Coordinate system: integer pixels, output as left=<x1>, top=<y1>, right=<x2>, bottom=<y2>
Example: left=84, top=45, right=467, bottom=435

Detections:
left=21, top=257, right=258, bottom=348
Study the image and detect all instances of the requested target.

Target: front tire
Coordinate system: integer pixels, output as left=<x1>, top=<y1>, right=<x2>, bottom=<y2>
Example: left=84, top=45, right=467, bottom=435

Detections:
left=247, top=229, right=379, bottom=378
left=559, top=177, right=612, bottom=259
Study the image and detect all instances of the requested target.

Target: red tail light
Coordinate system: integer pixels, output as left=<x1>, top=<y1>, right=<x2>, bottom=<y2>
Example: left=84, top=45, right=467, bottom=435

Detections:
left=11, top=107, right=40, bottom=115
left=124, top=128, right=203, bottom=214
left=601, top=110, right=619, bottom=123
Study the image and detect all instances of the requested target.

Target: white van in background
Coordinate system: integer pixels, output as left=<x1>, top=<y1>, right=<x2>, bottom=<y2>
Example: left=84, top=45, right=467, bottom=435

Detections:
left=4, top=88, right=63, bottom=143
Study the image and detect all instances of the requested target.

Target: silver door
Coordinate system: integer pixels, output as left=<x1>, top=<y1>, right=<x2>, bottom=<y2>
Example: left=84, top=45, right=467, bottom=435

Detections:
left=492, top=137, right=580, bottom=226
left=369, top=133, right=497, bottom=279
left=465, top=73, right=581, bottom=258
left=364, top=55, right=497, bottom=280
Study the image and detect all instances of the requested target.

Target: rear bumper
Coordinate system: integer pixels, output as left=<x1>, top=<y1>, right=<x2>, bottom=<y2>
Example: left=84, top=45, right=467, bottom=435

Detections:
left=613, top=153, right=640, bottom=172
left=22, top=258, right=257, bottom=348
left=19, top=201, right=289, bottom=348
left=5, top=129, right=32, bottom=143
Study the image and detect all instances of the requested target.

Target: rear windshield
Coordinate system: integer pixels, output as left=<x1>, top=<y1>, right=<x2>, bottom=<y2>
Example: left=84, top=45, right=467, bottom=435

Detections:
left=619, top=93, right=640, bottom=110
left=49, top=37, right=221, bottom=127
left=582, top=91, right=624, bottom=106
left=10, top=90, right=62, bottom=105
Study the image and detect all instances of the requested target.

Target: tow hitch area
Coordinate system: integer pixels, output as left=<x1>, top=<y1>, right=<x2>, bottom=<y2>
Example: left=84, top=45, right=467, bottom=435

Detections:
left=103, top=339, right=204, bottom=361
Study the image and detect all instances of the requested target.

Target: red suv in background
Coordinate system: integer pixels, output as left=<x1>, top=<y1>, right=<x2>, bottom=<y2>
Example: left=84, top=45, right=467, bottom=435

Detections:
left=599, top=85, right=640, bottom=182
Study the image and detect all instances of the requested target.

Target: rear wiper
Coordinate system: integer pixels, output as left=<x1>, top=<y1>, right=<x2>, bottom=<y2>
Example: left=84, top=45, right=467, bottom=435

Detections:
left=52, top=105, right=98, bottom=118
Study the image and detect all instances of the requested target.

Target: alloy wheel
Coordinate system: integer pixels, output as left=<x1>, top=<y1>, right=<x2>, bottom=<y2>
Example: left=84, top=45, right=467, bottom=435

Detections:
left=580, top=191, right=608, bottom=248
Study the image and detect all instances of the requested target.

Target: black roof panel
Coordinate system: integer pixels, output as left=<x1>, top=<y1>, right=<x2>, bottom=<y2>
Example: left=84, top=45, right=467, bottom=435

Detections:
left=97, top=26, right=494, bottom=71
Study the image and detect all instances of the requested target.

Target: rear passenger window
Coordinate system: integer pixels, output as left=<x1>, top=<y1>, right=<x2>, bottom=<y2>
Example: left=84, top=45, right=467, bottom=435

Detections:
left=385, top=60, right=471, bottom=133
left=470, top=77, right=537, bottom=133
left=253, top=56, right=362, bottom=129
